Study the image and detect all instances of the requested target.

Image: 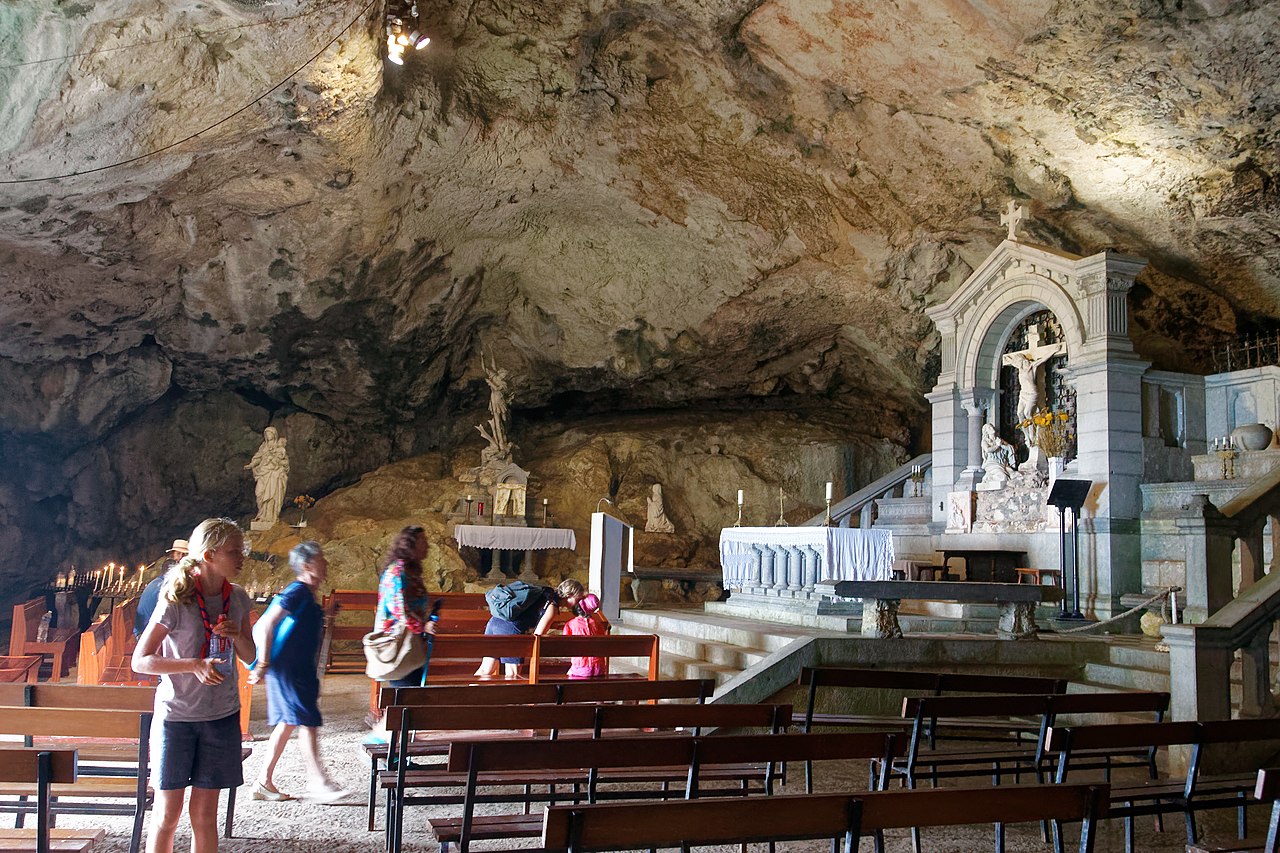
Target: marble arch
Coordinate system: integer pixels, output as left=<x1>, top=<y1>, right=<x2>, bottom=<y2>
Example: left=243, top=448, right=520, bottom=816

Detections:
left=923, top=216, right=1149, bottom=618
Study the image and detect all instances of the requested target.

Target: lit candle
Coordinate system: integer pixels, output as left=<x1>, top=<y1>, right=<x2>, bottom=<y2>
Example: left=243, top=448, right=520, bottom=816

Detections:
left=825, top=481, right=833, bottom=501
left=543, top=498, right=549, bottom=506
left=737, top=489, right=744, bottom=506
left=466, top=494, right=473, bottom=502
left=56, top=572, right=66, bottom=589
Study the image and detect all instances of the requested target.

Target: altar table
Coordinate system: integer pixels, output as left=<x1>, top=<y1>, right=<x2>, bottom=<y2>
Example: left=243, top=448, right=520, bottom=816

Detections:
left=719, top=527, right=894, bottom=590
left=454, top=525, right=577, bottom=551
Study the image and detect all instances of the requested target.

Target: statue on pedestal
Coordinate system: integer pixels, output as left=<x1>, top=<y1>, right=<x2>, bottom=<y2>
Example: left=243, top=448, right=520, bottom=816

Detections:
left=246, top=426, right=289, bottom=529
left=476, top=354, right=514, bottom=468
left=1001, top=324, right=1065, bottom=460
left=645, top=484, right=675, bottom=533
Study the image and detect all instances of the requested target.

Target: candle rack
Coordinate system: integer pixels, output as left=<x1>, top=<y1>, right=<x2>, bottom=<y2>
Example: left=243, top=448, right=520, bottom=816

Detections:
left=1217, top=444, right=1238, bottom=480
left=909, top=465, right=926, bottom=498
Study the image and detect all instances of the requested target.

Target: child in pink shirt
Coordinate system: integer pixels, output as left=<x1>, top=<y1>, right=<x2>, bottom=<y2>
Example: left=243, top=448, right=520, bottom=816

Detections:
left=563, top=594, right=610, bottom=678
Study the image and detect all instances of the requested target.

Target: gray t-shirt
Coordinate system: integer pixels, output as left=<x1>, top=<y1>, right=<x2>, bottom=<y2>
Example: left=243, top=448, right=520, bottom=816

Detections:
left=151, top=584, right=251, bottom=724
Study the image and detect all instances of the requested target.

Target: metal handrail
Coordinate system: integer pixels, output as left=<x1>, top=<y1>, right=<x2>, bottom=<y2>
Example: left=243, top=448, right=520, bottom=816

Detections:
left=800, top=454, right=932, bottom=528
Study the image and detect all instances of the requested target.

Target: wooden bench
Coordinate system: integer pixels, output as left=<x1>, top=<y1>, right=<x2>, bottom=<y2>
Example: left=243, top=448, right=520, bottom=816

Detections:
left=1188, top=767, right=1280, bottom=853
left=541, top=783, right=1111, bottom=853
left=324, top=591, right=570, bottom=674
left=0, top=683, right=248, bottom=842
left=436, top=730, right=903, bottom=853
left=0, top=659, right=41, bottom=686
left=819, top=579, right=1064, bottom=639
left=542, top=791, right=863, bottom=852
left=0, top=748, right=102, bottom=853
left=1049, top=718, right=1280, bottom=853
left=382, top=702, right=793, bottom=852
left=9, top=602, right=79, bottom=682
left=364, top=679, right=715, bottom=830
left=0, top=708, right=150, bottom=853
left=891, top=690, right=1169, bottom=790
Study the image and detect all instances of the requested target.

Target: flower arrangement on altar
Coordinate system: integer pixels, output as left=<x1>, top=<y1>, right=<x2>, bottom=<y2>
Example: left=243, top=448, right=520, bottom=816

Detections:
left=1018, top=407, right=1073, bottom=458
left=293, top=494, right=315, bottom=527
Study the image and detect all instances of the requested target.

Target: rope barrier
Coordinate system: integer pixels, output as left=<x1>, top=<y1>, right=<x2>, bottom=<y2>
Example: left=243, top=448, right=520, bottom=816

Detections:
left=1051, top=585, right=1181, bottom=634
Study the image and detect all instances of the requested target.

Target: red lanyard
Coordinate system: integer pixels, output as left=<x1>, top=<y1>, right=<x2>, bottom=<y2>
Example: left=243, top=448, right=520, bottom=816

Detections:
left=192, top=572, right=231, bottom=648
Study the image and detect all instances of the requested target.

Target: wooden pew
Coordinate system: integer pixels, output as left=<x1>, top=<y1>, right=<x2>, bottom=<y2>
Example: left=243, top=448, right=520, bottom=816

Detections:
left=9, top=601, right=79, bottom=682
left=0, top=683, right=247, bottom=842
left=540, top=792, right=863, bottom=853
left=435, top=730, right=903, bottom=853
left=363, top=679, right=715, bottom=831
left=0, top=708, right=151, bottom=853
left=382, top=702, right=793, bottom=853
left=890, top=690, right=1169, bottom=790
left=0, top=749, right=102, bottom=853
left=1049, top=718, right=1280, bottom=853
left=541, top=783, right=1111, bottom=853
left=1189, top=767, right=1280, bottom=853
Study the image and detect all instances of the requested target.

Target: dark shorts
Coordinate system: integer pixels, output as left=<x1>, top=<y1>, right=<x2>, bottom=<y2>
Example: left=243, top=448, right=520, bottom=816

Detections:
left=484, top=616, right=525, bottom=665
left=154, top=712, right=243, bottom=791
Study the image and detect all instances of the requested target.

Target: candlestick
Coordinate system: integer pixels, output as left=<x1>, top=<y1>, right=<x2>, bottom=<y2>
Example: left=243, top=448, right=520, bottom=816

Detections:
left=774, top=487, right=788, bottom=527
left=464, top=494, right=474, bottom=523
left=542, top=499, right=549, bottom=527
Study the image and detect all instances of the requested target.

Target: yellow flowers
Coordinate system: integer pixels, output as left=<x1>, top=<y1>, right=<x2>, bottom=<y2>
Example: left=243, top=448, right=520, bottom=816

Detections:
left=1017, top=407, right=1073, bottom=458
left=293, top=495, right=316, bottom=510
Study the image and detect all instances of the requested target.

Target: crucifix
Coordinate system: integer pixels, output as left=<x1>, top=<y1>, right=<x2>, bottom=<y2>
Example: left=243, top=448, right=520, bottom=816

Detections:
left=1000, top=200, right=1028, bottom=241
left=1001, top=323, right=1065, bottom=450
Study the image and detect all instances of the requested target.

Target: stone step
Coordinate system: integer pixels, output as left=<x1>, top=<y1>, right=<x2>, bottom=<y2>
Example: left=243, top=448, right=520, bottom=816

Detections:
left=1105, top=643, right=1172, bottom=671
left=619, top=608, right=816, bottom=653
left=705, top=599, right=860, bottom=632
left=1081, top=662, right=1171, bottom=693
left=612, top=623, right=771, bottom=671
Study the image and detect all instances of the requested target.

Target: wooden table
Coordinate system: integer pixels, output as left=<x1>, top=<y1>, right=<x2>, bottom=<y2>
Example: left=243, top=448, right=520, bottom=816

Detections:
left=0, top=655, right=42, bottom=683
left=820, top=580, right=1062, bottom=640
left=937, top=549, right=1027, bottom=584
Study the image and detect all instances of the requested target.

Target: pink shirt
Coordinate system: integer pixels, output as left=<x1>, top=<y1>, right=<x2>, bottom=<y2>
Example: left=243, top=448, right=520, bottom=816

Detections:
left=563, top=612, right=609, bottom=678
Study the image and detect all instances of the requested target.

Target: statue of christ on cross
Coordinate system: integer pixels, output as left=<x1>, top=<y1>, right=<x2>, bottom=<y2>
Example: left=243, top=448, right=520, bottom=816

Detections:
left=1002, top=324, right=1065, bottom=447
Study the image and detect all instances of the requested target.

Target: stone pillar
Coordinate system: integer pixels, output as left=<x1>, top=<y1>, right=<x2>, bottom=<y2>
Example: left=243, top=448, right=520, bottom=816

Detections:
left=954, top=394, right=988, bottom=491
left=758, top=546, right=775, bottom=589
left=1173, top=496, right=1237, bottom=623
left=1238, top=517, right=1266, bottom=590
left=769, top=546, right=788, bottom=592
left=1239, top=625, right=1276, bottom=718
left=785, top=546, right=803, bottom=592
left=747, top=545, right=764, bottom=590
left=1067, top=250, right=1151, bottom=617
left=801, top=546, right=821, bottom=593
left=1161, top=624, right=1233, bottom=722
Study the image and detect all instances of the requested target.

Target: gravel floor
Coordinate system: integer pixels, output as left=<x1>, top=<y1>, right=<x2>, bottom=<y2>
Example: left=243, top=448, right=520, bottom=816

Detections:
left=50, top=674, right=1254, bottom=852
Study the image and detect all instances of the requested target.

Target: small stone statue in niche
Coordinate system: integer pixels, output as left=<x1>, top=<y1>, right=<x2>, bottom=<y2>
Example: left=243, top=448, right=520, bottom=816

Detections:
left=246, top=426, right=289, bottom=529
left=980, top=423, right=1017, bottom=487
left=645, top=483, right=676, bottom=534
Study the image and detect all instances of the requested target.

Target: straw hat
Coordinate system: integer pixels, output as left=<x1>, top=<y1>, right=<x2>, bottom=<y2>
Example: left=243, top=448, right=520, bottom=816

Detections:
left=170, top=539, right=189, bottom=556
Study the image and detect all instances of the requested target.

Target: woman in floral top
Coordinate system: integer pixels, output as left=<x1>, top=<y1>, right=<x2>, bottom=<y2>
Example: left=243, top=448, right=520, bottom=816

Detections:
left=374, top=525, right=436, bottom=687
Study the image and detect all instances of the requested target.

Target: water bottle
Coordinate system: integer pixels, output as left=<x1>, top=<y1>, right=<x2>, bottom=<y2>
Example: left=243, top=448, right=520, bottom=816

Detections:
left=36, top=611, right=52, bottom=643
left=208, top=615, right=233, bottom=677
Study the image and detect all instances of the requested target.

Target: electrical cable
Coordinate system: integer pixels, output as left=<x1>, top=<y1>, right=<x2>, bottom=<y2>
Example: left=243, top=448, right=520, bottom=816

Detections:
left=0, top=3, right=332, bottom=72
left=0, top=0, right=378, bottom=185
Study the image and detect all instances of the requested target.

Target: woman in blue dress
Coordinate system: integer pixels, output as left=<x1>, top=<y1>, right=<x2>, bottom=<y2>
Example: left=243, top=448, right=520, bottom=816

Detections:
left=247, top=541, right=347, bottom=803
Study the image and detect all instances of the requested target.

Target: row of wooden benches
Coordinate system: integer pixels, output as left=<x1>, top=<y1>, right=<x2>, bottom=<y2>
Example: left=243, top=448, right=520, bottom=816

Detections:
left=369, top=668, right=1280, bottom=853
left=0, top=682, right=249, bottom=853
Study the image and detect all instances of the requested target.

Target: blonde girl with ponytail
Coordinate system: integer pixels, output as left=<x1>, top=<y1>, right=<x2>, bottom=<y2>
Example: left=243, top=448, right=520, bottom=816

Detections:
left=132, top=517, right=255, bottom=853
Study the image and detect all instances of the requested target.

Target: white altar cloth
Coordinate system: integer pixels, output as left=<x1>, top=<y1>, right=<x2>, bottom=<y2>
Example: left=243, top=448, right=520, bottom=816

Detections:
left=455, top=525, right=577, bottom=551
left=718, top=527, right=893, bottom=588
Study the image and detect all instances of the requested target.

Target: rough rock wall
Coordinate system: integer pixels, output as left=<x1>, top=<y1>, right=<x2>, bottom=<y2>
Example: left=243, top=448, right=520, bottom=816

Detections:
left=0, top=0, right=1277, bottom=591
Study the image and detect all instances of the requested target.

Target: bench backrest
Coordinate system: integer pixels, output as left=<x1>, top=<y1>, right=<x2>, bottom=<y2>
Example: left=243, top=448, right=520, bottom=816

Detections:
left=11, top=599, right=47, bottom=648
left=0, top=748, right=78, bottom=784
left=379, top=677, right=714, bottom=709
left=0, top=706, right=151, bottom=740
left=0, top=683, right=156, bottom=711
left=532, top=635, right=660, bottom=681
left=1258, top=767, right=1280, bottom=801
left=903, top=691, right=1169, bottom=721
left=853, top=783, right=1109, bottom=831
left=1047, top=720, right=1199, bottom=753
left=542, top=793, right=862, bottom=852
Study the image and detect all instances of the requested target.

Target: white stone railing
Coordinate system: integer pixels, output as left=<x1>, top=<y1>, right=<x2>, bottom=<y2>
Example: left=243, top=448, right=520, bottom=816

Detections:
left=800, top=454, right=932, bottom=529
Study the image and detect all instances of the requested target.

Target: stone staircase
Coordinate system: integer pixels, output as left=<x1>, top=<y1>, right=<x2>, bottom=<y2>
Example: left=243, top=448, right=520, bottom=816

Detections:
left=612, top=607, right=842, bottom=690
left=612, top=605, right=1259, bottom=715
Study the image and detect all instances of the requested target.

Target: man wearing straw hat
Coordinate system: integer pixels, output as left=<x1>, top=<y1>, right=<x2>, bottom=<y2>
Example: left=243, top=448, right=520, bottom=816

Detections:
left=133, top=539, right=189, bottom=639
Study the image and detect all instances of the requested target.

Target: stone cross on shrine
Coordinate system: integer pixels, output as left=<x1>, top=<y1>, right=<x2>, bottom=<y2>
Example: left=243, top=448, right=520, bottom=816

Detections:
left=1000, top=200, right=1028, bottom=241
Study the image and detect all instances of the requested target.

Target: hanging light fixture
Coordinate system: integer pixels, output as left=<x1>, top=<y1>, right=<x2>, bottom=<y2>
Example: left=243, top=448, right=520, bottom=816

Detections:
left=385, top=2, right=429, bottom=64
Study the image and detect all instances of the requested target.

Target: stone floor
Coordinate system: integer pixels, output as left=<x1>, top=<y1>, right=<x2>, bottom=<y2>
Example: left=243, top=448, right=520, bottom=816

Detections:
left=51, top=673, right=1253, bottom=852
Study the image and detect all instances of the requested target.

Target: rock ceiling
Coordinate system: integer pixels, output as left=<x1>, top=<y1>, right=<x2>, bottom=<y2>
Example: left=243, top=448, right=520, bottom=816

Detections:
left=0, top=0, right=1276, bottom=581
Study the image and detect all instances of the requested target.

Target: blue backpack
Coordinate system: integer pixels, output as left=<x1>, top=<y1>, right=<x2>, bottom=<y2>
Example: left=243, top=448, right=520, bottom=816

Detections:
left=485, top=582, right=544, bottom=622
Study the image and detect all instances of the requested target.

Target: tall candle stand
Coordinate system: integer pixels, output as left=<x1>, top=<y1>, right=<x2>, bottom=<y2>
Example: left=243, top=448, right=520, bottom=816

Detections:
left=909, top=465, right=925, bottom=498
left=464, top=495, right=473, bottom=523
